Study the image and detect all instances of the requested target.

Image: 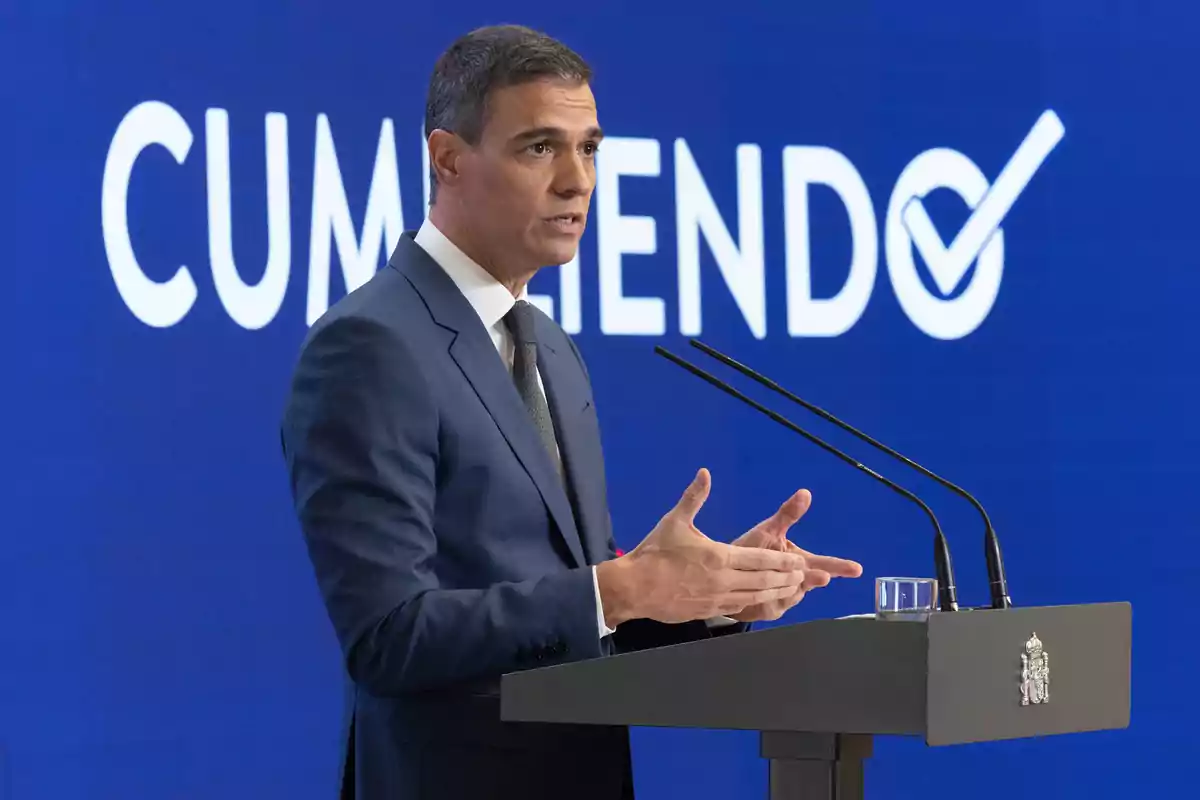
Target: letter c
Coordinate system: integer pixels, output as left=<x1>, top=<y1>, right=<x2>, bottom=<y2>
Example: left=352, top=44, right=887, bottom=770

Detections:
left=101, top=101, right=197, bottom=328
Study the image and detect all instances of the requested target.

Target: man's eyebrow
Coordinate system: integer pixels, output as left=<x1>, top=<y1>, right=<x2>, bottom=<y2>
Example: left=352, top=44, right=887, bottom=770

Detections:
left=511, top=126, right=605, bottom=143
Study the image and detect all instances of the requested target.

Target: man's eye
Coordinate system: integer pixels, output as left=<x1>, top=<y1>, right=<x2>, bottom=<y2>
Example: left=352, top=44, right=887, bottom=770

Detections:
left=581, top=141, right=600, bottom=157
left=527, top=142, right=551, bottom=155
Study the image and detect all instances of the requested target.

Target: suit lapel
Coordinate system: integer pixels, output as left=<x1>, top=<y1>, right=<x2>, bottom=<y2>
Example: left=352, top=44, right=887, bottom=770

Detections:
left=391, top=235, right=586, bottom=568
left=446, top=330, right=588, bottom=568
left=536, top=322, right=608, bottom=567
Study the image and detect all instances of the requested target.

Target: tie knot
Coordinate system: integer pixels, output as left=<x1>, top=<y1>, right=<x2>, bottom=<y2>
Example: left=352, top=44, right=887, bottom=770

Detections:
left=503, top=300, right=539, bottom=345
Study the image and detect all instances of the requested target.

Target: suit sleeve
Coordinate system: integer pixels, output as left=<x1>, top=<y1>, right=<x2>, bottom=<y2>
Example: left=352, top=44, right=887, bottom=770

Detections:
left=281, top=316, right=602, bottom=697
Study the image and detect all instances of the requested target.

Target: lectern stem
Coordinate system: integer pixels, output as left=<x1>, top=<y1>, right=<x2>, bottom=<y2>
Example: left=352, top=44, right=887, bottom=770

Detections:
left=760, top=732, right=872, bottom=800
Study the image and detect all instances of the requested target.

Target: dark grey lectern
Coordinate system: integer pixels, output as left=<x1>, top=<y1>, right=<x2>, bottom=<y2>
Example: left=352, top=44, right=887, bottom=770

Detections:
left=501, top=602, right=1131, bottom=799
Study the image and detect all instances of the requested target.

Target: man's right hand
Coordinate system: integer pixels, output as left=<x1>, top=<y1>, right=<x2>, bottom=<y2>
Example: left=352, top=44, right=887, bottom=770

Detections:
left=595, top=468, right=807, bottom=628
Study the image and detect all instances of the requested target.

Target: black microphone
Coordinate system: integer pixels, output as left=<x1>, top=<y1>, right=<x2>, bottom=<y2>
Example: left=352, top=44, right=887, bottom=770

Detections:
left=687, top=338, right=1012, bottom=611
left=654, top=345, right=960, bottom=613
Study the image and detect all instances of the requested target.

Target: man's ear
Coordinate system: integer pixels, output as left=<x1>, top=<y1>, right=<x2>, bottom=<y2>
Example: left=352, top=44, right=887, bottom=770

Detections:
left=428, top=129, right=466, bottom=190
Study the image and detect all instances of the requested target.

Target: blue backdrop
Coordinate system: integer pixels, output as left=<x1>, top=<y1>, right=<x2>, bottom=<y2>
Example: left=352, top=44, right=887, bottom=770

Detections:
left=2, top=2, right=1196, bottom=798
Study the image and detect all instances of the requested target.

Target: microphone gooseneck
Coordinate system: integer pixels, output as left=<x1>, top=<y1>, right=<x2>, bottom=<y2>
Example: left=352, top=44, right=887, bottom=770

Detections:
left=687, top=339, right=1012, bottom=610
left=654, top=345, right=959, bottom=613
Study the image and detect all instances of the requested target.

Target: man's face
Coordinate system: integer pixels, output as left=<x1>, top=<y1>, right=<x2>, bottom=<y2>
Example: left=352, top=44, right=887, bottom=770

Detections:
left=458, top=78, right=601, bottom=275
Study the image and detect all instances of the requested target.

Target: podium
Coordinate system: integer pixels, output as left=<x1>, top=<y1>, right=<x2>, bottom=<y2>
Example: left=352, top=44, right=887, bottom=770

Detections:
left=501, top=602, right=1131, bottom=799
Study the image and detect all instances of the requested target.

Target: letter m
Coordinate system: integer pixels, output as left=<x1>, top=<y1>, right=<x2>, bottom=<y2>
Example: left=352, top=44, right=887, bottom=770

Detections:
left=307, top=114, right=404, bottom=325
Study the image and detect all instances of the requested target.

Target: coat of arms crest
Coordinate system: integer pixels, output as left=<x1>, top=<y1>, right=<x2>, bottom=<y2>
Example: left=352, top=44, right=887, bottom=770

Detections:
left=1020, top=632, right=1050, bottom=706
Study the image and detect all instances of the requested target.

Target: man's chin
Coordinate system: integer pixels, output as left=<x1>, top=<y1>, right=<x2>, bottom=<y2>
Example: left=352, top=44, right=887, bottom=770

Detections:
left=536, top=240, right=581, bottom=268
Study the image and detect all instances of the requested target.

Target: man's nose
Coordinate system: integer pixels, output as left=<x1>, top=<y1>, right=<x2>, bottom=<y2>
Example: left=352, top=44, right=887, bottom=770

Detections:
left=552, top=151, right=594, bottom=198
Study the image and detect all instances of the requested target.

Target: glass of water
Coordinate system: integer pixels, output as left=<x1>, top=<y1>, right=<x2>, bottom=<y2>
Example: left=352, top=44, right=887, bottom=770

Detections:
left=875, top=577, right=938, bottom=620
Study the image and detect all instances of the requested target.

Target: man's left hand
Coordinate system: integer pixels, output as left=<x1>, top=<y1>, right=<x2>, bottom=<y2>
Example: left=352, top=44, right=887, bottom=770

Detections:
left=726, top=489, right=863, bottom=622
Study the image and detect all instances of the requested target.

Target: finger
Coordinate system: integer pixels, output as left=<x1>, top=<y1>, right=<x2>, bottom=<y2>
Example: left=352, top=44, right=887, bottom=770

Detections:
left=778, top=488, right=813, bottom=529
left=725, top=545, right=807, bottom=572
left=787, top=544, right=863, bottom=578
left=819, top=558, right=863, bottom=578
left=721, top=567, right=806, bottom=592
left=758, top=488, right=812, bottom=539
left=732, top=585, right=807, bottom=619
left=746, top=585, right=805, bottom=606
left=801, top=568, right=832, bottom=590
left=732, top=587, right=806, bottom=622
left=718, top=585, right=799, bottom=613
left=671, top=468, right=712, bottom=523
left=802, top=554, right=863, bottom=578
left=714, top=595, right=749, bottom=616
left=784, top=585, right=807, bottom=610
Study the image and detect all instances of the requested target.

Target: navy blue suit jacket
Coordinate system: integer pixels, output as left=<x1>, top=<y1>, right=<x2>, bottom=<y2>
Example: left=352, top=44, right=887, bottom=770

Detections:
left=281, top=233, right=742, bottom=799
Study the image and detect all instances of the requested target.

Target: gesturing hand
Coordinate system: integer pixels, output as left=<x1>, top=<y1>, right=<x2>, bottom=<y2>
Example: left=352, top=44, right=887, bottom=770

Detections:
left=727, top=488, right=863, bottom=622
left=596, top=469, right=810, bottom=627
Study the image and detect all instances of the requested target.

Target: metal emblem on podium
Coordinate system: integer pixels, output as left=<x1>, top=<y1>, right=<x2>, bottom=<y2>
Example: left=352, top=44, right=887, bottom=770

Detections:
left=1020, top=632, right=1050, bottom=705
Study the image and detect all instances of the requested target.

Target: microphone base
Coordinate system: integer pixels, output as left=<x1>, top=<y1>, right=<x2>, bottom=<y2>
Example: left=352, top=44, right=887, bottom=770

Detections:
left=937, top=585, right=959, bottom=613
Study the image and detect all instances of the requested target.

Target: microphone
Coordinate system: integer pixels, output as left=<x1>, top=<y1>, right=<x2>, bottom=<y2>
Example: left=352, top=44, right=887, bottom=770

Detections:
left=686, top=338, right=1012, bottom=611
left=654, top=345, right=960, bottom=613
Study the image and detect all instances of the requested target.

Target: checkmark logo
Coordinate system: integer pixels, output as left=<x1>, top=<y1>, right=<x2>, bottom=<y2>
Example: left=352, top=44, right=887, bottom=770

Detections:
left=901, top=110, right=1065, bottom=297
left=885, top=109, right=1066, bottom=339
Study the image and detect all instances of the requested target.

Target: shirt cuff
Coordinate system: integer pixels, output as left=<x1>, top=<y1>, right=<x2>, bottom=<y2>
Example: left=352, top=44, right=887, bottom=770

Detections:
left=593, top=565, right=617, bottom=639
left=705, top=616, right=740, bottom=628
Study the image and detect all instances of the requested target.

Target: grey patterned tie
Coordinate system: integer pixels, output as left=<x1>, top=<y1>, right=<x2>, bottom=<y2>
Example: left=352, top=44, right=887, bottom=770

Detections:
left=503, top=300, right=563, bottom=479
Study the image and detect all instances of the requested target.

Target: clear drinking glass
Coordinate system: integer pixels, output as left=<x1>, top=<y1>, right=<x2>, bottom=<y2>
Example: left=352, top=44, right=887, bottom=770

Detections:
left=875, top=577, right=937, bottom=620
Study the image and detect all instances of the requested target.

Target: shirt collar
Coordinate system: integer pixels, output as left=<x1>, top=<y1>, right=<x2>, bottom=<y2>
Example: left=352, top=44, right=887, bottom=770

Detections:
left=413, top=218, right=526, bottom=331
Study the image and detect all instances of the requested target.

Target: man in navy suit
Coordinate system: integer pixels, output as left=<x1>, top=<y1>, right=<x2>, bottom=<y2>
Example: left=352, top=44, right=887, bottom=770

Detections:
left=281, top=24, right=862, bottom=800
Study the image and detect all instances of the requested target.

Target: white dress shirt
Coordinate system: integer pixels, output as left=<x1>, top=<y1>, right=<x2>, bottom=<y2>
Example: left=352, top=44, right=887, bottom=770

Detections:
left=413, top=219, right=618, bottom=640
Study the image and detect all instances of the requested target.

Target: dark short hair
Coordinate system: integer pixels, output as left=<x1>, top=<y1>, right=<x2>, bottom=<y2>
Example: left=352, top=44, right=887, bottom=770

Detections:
left=424, top=25, right=592, bottom=203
